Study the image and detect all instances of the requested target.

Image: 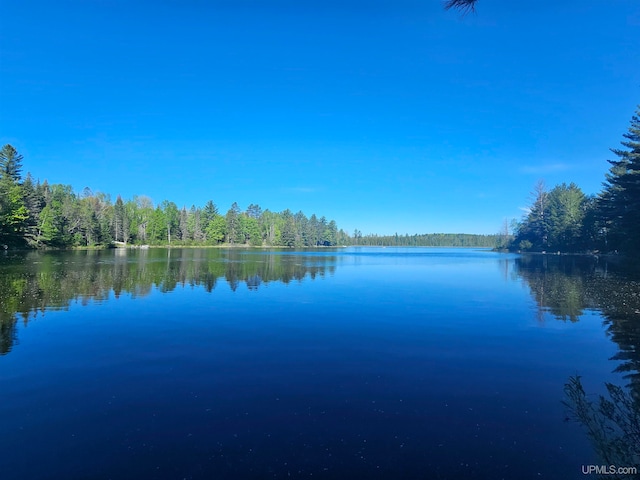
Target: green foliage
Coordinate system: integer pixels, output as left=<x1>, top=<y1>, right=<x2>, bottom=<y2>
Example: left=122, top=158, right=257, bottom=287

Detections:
left=5, top=105, right=640, bottom=254
left=509, top=107, right=640, bottom=254
left=514, top=253, right=640, bottom=403
left=161, top=201, right=180, bottom=244
left=205, top=216, right=226, bottom=244
left=37, top=205, right=58, bottom=243
left=513, top=182, right=593, bottom=252
left=514, top=180, right=550, bottom=250
left=225, top=202, right=241, bottom=244
left=0, top=144, right=23, bottom=182
left=280, top=209, right=296, bottom=247
left=113, top=195, right=127, bottom=243
left=243, top=216, right=262, bottom=246
left=0, top=179, right=28, bottom=243
left=0, top=248, right=339, bottom=354
left=148, top=207, right=166, bottom=243
left=546, top=183, right=586, bottom=251
left=519, top=240, right=533, bottom=251
left=598, top=106, right=640, bottom=252
left=261, top=209, right=281, bottom=246
left=350, top=232, right=499, bottom=247
left=202, top=200, right=218, bottom=229
left=0, top=145, right=28, bottom=246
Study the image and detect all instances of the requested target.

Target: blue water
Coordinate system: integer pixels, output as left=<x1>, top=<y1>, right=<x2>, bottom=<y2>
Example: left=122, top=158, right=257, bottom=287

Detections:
left=0, top=248, right=629, bottom=479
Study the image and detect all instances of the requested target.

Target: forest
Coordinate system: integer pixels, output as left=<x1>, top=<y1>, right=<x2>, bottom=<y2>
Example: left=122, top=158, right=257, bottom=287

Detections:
left=1, top=105, right=638, bottom=252
left=0, top=149, right=349, bottom=249
left=0, top=145, right=498, bottom=249
left=508, top=106, right=640, bottom=254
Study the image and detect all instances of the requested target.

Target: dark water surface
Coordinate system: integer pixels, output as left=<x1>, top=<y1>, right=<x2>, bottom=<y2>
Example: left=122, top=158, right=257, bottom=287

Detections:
left=1, top=248, right=638, bottom=479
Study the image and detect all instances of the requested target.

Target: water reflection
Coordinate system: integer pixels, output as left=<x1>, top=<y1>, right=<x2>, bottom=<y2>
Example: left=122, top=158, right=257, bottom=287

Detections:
left=514, top=254, right=640, bottom=477
left=563, top=376, right=640, bottom=477
left=514, top=254, right=640, bottom=394
left=2, top=248, right=640, bottom=477
left=0, top=248, right=337, bottom=355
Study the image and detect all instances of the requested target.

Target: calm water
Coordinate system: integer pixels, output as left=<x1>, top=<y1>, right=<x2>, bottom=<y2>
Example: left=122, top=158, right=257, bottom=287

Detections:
left=1, top=247, right=638, bottom=479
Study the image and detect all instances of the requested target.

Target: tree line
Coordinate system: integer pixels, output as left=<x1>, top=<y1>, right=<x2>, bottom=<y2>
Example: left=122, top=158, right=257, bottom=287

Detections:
left=0, top=148, right=351, bottom=248
left=351, top=231, right=498, bottom=247
left=5, top=104, right=636, bottom=252
left=509, top=106, right=640, bottom=254
left=0, top=145, right=504, bottom=249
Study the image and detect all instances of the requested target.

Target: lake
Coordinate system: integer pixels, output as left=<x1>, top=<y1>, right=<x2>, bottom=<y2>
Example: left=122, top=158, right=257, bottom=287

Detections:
left=1, top=247, right=638, bottom=479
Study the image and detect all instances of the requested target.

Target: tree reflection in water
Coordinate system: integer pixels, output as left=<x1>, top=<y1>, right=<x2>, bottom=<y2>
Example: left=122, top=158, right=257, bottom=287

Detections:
left=563, top=376, right=639, bottom=478
left=514, top=254, right=640, bottom=477
left=2, top=249, right=639, bottom=476
left=0, top=248, right=337, bottom=355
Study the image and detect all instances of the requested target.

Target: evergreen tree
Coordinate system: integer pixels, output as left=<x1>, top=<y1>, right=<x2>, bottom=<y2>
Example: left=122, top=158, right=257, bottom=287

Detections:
left=318, top=216, right=328, bottom=246
left=246, top=203, right=262, bottom=220
left=513, top=180, right=549, bottom=251
left=280, top=209, right=296, bottom=247
left=21, top=173, right=44, bottom=244
left=353, top=229, right=362, bottom=245
left=598, top=106, right=640, bottom=252
left=444, top=0, right=476, bottom=13
left=187, top=205, right=205, bottom=242
left=114, top=195, right=126, bottom=243
left=579, top=195, right=602, bottom=252
left=326, top=220, right=338, bottom=246
left=0, top=144, right=23, bottom=182
left=0, top=145, right=28, bottom=245
left=294, top=211, right=308, bottom=247
left=307, top=214, right=320, bottom=246
left=78, top=196, right=100, bottom=246
left=225, top=202, right=241, bottom=244
left=179, top=206, right=189, bottom=241
left=0, top=146, right=346, bottom=249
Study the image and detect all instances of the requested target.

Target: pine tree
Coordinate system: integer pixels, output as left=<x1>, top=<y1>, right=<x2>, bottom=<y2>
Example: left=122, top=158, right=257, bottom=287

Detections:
left=280, top=209, right=296, bottom=247
left=21, top=173, right=44, bottom=244
left=444, top=0, right=476, bottom=13
left=114, top=195, right=126, bottom=243
left=0, top=145, right=27, bottom=245
left=225, top=202, right=241, bottom=244
left=0, top=145, right=23, bottom=182
left=513, top=180, right=550, bottom=251
left=598, top=106, right=640, bottom=252
left=246, top=203, right=262, bottom=220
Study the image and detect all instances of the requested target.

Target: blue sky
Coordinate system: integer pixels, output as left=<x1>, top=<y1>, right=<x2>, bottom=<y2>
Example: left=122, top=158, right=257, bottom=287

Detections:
left=1, top=0, right=638, bottom=235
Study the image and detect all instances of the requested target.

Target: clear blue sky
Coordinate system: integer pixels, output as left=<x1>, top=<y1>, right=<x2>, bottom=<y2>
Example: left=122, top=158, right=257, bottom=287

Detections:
left=1, top=0, right=638, bottom=235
